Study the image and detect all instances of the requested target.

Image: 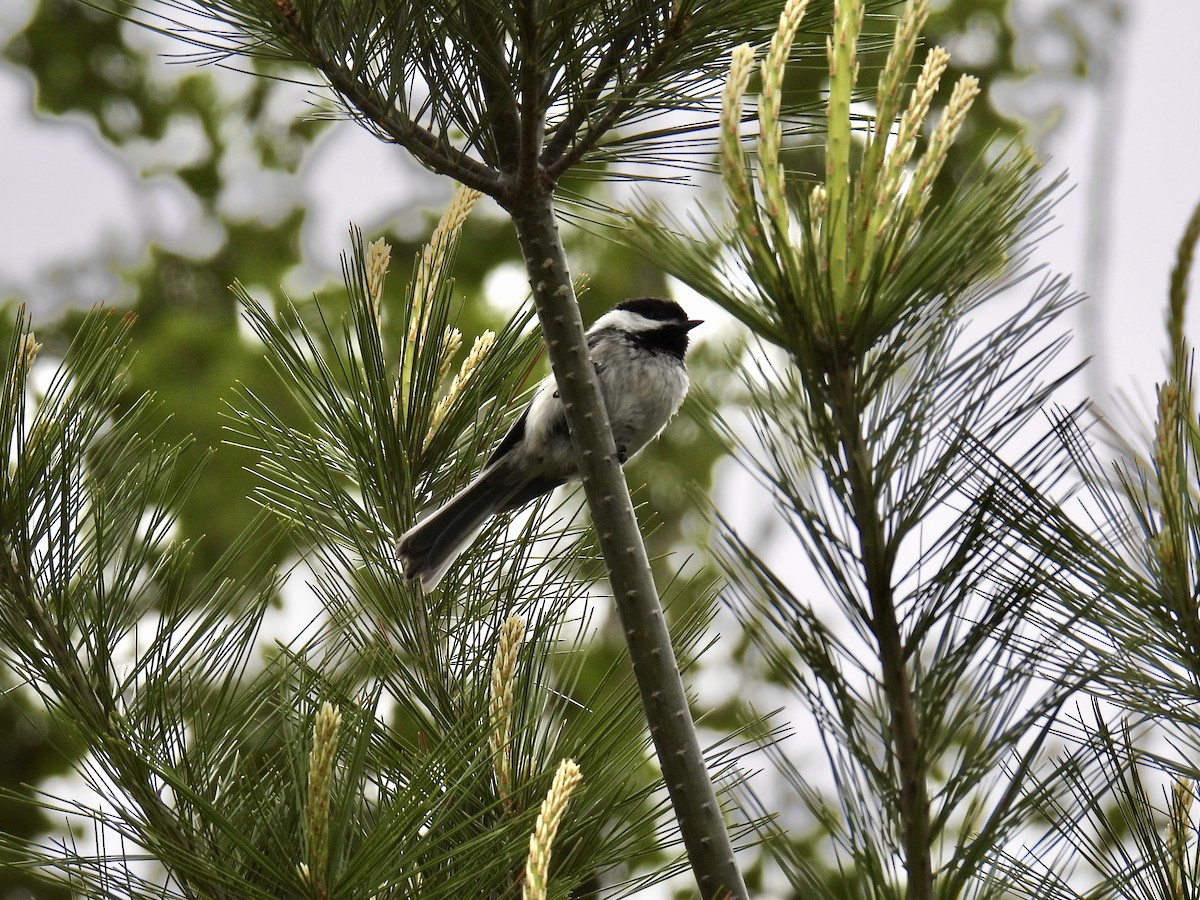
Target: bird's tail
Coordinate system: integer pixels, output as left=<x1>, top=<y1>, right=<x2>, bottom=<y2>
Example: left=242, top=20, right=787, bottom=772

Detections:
left=397, top=467, right=517, bottom=592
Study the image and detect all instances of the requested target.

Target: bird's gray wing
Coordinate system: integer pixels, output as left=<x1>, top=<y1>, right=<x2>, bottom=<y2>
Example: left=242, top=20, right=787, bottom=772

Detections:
left=486, top=403, right=530, bottom=466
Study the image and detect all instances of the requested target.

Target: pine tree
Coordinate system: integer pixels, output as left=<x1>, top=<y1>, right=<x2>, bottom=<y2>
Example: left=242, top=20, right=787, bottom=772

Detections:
left=5, top=0, right=1195, bottom=897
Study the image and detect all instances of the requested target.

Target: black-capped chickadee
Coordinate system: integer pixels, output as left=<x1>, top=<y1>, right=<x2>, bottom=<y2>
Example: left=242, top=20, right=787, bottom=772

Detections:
left=398, top=298, right=701, bottom=591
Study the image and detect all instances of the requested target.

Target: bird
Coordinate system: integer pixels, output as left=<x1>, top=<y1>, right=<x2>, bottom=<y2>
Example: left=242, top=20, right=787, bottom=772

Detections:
left=397, top=297, right=701, bottom=591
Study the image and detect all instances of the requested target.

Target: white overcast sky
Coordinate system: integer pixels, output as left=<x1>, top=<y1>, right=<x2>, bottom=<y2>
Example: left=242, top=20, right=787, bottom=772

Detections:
left=0, top=0, right=1198, bottom=405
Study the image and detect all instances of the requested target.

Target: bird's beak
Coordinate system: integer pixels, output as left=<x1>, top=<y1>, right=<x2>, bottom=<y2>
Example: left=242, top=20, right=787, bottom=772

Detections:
left=685, top=319, right=703, bottom=331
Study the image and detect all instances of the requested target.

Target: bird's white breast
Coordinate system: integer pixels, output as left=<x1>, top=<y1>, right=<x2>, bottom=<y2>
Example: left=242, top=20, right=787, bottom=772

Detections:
left=598, top=346, right=689, bottom=458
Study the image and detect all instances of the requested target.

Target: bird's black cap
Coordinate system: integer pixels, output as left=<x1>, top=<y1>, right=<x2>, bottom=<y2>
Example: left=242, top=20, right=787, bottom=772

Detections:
left=615, top=297, right=689, bottom=323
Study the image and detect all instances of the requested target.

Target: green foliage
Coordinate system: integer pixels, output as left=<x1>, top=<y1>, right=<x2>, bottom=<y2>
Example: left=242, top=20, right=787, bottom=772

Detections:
left=0, top=219, right=740, bottom=896
left=0, top=307, right=282, bottom=894
left=113, top=0, right=799, bottom=187
left=953, top=208, right=1200, bottom=897
left=1, top=0, right=1103, bottom=580
left=0, top=0, right=1135, bottom=894
left=619, top=4, right=1117, bottom=897
left=6, top=0, right=331, bottom=582
left=708, top=267, right=1082, bottom=897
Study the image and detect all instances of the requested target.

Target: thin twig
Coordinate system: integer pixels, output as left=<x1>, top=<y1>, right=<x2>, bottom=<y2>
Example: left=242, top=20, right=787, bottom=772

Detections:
left=540, top=28, right=635, bottom=165
left=464, top=0, right=523, bottom=174
left=544, top=7, right=690, bottom=181
left=322, top=64, right=505, bottom=196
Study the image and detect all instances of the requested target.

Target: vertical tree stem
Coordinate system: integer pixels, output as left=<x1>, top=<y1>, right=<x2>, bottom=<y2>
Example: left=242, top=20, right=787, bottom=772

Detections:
left=831, top=366, right=934, bottom=900
left=506, top=190, right=748, bottom=900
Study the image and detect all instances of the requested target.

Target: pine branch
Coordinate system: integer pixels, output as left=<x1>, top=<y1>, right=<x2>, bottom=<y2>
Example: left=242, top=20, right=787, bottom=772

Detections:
left=828, top=361, right=934, bottom=900
left=0, top=315, right=240, bottom=898
left=230, top=225, right=745, bottom=896
left=506, top=190, right=747, bottom=900
left=617, top=4, right=1088, bottom=895
left=320, top=59, right=505, bottom=197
